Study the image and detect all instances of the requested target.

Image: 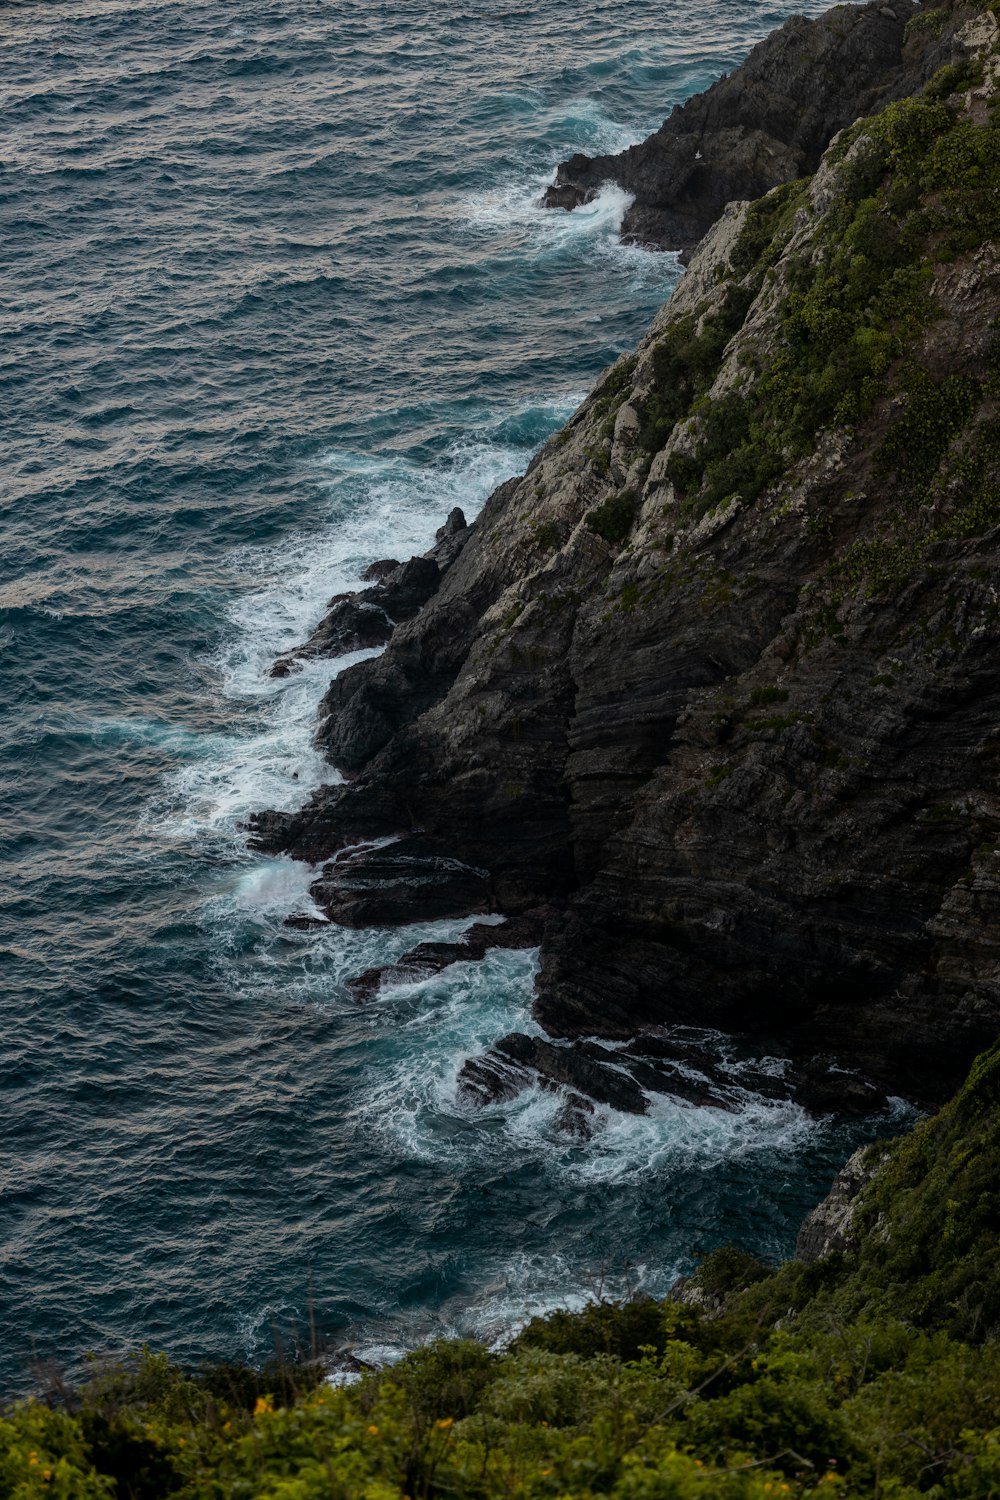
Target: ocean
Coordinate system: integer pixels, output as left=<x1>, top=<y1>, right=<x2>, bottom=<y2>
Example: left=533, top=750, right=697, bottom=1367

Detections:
left=0, top=0, right=894, bottom=1390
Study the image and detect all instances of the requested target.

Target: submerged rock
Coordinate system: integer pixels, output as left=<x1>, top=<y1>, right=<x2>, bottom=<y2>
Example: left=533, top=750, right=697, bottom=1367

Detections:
left=347, top=911, right=544, bottom=998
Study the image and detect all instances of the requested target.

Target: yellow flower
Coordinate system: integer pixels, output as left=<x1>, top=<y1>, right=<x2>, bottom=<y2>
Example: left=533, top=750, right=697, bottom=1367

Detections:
left=177, top=1438, right=186, bottom=1447
left=42, top=1471, right=52, bottom=1482
left=435, top=1417, right=454, bottom=1431
left=368, top=1425, right=379, bottom=1436
left=253, top=1396, right=273, bottom=1416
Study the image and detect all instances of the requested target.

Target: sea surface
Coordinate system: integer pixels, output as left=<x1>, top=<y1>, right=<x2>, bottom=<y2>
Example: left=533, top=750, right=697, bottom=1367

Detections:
left=1, top=0, right=895, bottom=1391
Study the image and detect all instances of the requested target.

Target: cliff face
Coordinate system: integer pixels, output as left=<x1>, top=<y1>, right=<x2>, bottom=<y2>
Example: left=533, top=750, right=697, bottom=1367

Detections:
left=251, top=0, right=1000, bottom=1116
left=543, top=0, right=953, bottom=252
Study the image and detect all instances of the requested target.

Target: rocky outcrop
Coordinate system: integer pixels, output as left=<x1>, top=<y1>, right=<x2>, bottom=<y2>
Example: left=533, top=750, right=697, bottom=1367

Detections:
left=270, top=511, right=470, bottom=679
left=542, top=0, right=958, bottom=252
left=458, top=1032, right=886, bottom=1127
left=346, top=911, right=546, bottom=998
left=251, top=0, right=1000, bottom=1122
left=796, top=1144, right=890, bottom=1261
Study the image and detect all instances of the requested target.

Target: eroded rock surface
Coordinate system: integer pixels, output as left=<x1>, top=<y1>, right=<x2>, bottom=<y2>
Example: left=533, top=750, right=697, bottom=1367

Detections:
left=542, top=0, right=954, bottom=252
left=250, top=0, right=1000, bottom=1120
left=796, top=1144, right=890, bottom=1261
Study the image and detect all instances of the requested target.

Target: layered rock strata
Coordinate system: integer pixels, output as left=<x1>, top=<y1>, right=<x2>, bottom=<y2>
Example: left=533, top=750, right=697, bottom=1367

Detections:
left=251, top=0, right=1000, bottom=1120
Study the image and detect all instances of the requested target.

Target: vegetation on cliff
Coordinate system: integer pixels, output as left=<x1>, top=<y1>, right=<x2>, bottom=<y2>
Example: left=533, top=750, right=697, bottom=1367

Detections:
left=6, top=1045, right=1000, bottom=1498
left=249, top=0, right=1000, bottom=1116
left=29, top=11, right=1000, bottom=1494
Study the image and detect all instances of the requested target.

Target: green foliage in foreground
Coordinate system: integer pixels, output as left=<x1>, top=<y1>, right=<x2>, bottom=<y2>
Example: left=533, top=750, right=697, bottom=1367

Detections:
left=7, top=1043, right=1000, bottom=1499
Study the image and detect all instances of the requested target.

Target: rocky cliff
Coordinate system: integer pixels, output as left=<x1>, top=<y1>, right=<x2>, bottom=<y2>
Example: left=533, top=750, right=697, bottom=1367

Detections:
left=543, top=0, right=956, bottom=252
left=250, top=0, right=1000, bottom=1121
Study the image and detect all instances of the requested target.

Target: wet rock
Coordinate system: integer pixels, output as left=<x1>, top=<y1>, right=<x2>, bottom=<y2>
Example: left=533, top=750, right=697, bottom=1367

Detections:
left=553, top=1092, right=597, bottom=1139
left=623, top=1036, right=888, bottom=1117
left=348, top=941, right=472, bottom=1000
left=310, top=835, right=493, bottom=927
left=783, top=1063, right=887, bottom=1118
left=543, top=182, right=597, bottom=213
left=456, top=1047, right=532, bottom=1107
left=270, top=596, right=393, bottom=677
left=362, top=558, right=402, bottom=583
left=347, top=911, right=545, bottom=998
left=267, top=534, right=444, bottom=680
left=459, top=1034, right=650, bottom=1115
left=543, top=0, right=923, bottom=252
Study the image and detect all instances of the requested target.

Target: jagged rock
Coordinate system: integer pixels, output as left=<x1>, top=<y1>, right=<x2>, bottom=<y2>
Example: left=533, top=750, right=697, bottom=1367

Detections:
left=458, top=1034, right=649, bottom=1114
left=669, top=1275, right=726, bottom=1315
left=348, top=942, right=466, bottom=998
left=310, top=835, right=493, bottom=927
left=456, top=1046, right=533, bottom=1107
left=251, top=2, right=1000, bottom=1109
left=347, top=911, right=544, bottom=997
left=545, top=182, right=598, bottom=212
left=553, top=1091, right=597, bottom=1139
left=378, top=556, right=441, bottom=618
left=362, top=558, right=402, bottom=583
left=455, top=1027, right=883, bottom=1124
left=784, top=1066, right=887, bottom=1118
left=796, top=1145, right=889, bottom=1262
left=268, top=541, right=445, bottom=680
left=426, top=507, right=472, bottom=570
left=541, top=0, right=945, bottom=252
left=270, top=596, right=393, bottom=677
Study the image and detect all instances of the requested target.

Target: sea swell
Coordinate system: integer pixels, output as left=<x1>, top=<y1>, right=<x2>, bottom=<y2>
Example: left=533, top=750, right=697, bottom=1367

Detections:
left=2, top=0, right=861, bottom=1391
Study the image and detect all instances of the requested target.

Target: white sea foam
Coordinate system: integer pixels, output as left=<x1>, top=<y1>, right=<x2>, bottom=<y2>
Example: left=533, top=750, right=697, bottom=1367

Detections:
left=464, top=176, right=634, bottom=247
left=539, top=96, right=650, bottom=159
left=223, top=855, right=327, bottom=921
left=146, top=422, right=563, bottom=870
left=147, top=408, right=834, bottom=1355
left=462, top=172, right=683, bottom=303
left=348, top=948, right=824, bottom=1188
left=235, top=1299, right=305, bottom=1364
left=461, top=1251, right=681, bottom=1349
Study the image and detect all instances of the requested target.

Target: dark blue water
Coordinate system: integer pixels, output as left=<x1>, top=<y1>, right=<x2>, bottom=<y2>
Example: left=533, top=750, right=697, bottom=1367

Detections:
left=0, top=0, right=889, bottom=1391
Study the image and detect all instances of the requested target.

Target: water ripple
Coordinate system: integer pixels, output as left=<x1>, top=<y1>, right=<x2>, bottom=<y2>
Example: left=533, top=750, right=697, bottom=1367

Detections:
left=1, top=0, right=852, bottom=1393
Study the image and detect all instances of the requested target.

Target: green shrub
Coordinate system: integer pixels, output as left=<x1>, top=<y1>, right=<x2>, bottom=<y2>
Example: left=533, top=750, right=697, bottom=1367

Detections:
left=664, top=450, right=704, bottom=495
left=585, top=488, right=639, bottom=546
left=388, top=1339, right=498, bottom=1422
left=515, top=1296, right=682, bottom=1361
left=749, top=687, right=789, bottom=706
